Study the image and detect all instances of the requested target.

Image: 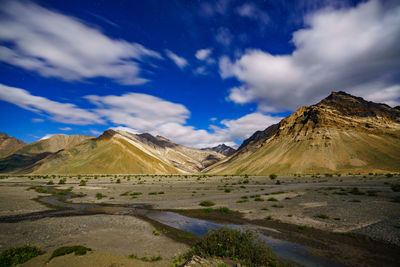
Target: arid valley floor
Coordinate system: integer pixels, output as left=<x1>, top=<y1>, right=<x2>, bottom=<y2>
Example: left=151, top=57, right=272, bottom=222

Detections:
left=1, top=174, right=399, bottom=266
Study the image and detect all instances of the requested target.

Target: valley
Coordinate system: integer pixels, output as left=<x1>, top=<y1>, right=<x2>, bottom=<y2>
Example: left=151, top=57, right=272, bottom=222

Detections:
left=0, top=173, right=399, bottom=266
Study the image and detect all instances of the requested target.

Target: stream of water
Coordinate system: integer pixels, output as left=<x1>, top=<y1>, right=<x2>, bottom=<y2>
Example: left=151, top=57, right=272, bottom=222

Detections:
left=0, top=193, right=341, bottom=266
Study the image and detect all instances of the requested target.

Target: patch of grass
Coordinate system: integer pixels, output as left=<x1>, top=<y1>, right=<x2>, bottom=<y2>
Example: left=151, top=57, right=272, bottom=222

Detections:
left=392, top=196, right=400, bottom=203
left=150, top=255, right=162, bottom=261
left=216, top=207, right=232, bottom=213
left=46, top=180, right=54, bottom=185
left=254, top=197, right=264, bottom=202
left=0, top=246, right=42, bottom=266
left=202, top=208, right=213, bottom=213
left=267, top=197, right=278, bottom=202
left=265, top=216, right=273, bottom=220
left=95, top=193, right=105, bottom=199
left=349, top=187, right=365, bottom=195
left=152, top=229, right=160, bottom=236
left=236, top=199, right=248, bottom=203
left=391, top=184, right=400, bottom=192
left=148, top=192, right=157, bottom=195
left=49, top=246, right=91, bottom=260
left=367, top=190, right=378, bottom=196
left=199, top=200, right=215, bottom=207
left=271, top=204, right=284, bottom=208
left=333, top=191, right=347, bottom=195
left=188, top=228, right=278, bottom=266
left=315, top=214, right=330, bottom=219
left=128, top=253, right=138, bottom=259
left=269, top=174, right=277, bottom=180
left=297, top=225, right=309, bottom=230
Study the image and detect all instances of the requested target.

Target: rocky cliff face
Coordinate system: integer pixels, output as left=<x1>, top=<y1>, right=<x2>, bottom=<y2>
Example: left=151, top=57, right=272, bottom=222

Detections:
left=202, top=144, right=236, bottom=156
left=206, top=92, right=400, bottom=174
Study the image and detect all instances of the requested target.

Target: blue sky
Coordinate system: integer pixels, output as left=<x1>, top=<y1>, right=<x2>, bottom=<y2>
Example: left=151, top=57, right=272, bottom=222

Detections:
left=0, top=0, right=399, bottom=147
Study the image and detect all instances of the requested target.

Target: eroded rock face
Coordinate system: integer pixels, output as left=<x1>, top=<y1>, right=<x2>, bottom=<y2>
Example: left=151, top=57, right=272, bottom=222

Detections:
left=206, top=91, right=400, bottom=174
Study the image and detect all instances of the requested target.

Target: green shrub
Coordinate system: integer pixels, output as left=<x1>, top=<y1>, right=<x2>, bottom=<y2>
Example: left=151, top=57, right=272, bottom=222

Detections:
left=254, top=197, right=264, bottom=202
left=216, top=207, right=232, bottom=213
left=95, top=193, right=105, bottom=199
left=46, top=180, right=54, bottom=185
left=386, top=173, right=393, bottom=178
left=224, top=189, right=231, bottom=193
left=79, top=180, right=86, bottom=186
left=58, top=178, right=66, bottom=184
left=391, top=184, right=400, bottom=192
left=297, top=225, right=308, bottom=230
left=49, top=246, right=91, bottom=260
left=315, top=214, right=330, bottom=219
left=269, top=174, right=277, bottom=180
left=189, top=228, right=278, bottom=266
left=267, top=197, right=278, bottom=202
left=349, top=187, right=365, bottom=195
left=199, top=200, right=215, bottom=207
left=202, top=208, right=213, bottom=213
left=0, top=245, right=42, bottom=266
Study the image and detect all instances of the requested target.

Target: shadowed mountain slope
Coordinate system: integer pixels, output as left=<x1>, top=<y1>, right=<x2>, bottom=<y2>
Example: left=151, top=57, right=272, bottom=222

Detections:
left=0, top=132, right=25, bottom=158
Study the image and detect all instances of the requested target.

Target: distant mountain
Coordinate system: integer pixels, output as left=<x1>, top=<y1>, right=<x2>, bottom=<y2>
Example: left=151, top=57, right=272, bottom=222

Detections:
left=0, top=134, right=94, bottom=173
left=202, top=144, right=236, bottom=156
left=0, top=132, right=25, bottom=158
left=206, top=91, right=400, bottom=174
left=0, top=130, right=226, bottom=174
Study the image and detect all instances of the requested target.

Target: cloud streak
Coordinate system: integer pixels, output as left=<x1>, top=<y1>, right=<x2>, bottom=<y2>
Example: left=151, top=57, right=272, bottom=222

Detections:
left=0, top=83, right=281, bottom=148
left=0, top=0, right=162, bottom=85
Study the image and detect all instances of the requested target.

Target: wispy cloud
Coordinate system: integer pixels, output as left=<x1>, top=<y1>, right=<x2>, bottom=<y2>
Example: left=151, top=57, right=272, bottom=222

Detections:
left=0, top=83, right=280, bottom=147
left=0, top=0, right=162, bottom=85
left=165, top=50, right=188, bottom=69
left=0, top=84, right=104, bottom=125
left=59, top=127, right=72, bottom=131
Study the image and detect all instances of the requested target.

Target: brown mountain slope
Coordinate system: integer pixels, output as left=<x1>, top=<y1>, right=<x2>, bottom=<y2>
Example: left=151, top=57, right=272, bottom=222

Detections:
left=15, top=134, right=93, bottom=155
left=26, top=130, right=181, bottom=174
left=9, top=130, right=225, bottom=174
left=201, top=144, right=236, bottom=156
left=0, top=134, right=93, bottom=173
left=0, top=132, right=25, bottom=158
left=206, top=92, right=400, bottom=175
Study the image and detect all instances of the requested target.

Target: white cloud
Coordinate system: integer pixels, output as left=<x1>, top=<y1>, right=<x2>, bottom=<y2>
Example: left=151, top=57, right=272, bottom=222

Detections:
left=195, top=49, right=212, bottom=60
left=89, top=129, right=102, bottom=136
left=218, top=56, right=235, bottom=79
left=200, top=0, right=230, bottom=17
left=59, top=127, right=72, bottom=131
left=109, top=126, right=139, bottom=135
left=1, top=84, right=282, bottom=148
left=0, top=0, right=161, bottom=85
left=222, top=0, right=400, bottom=110
left=215, top=27, right=233, bottom=47
left=165, top=50, right=188, bottom=69
left=32, top=118, right=44, bottom=123
left=86, top=92, right=190, bottom=132
left=0, top=84, right=104, bottom=125
left=40, top=134, right=57, bottom=140
left=237, top=3, right=269, bottom=26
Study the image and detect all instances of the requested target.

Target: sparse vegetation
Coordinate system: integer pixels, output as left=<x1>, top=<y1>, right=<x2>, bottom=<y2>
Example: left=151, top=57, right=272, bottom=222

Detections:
left=0, top=246, right=42, bottom=266
left=95, top=193, right=105, bottom=199
left=269, top=174, right=277, bottom=180
left=188, top=228, right=278, bottom=266
left=49, top=246, right=91, bottom=260
left=267, top=197, right=278, bottom=202
left=199, top=200, right=215, bottom=207
left=315, top=214, right=330, bottom=219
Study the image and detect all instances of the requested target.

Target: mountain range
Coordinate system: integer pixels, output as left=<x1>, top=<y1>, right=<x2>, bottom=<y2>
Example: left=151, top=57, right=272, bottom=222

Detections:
left=1, top=92, right=399, bottom=175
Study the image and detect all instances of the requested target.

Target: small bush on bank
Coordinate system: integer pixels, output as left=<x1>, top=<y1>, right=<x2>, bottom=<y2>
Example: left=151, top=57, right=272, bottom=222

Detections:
left=49, top=246, right=91, bottom=260
left=199, top=201, right=215, bottom=207
left=0, top=246, right=42, bottom=266
left=189, top=228, right=278, bottom=266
